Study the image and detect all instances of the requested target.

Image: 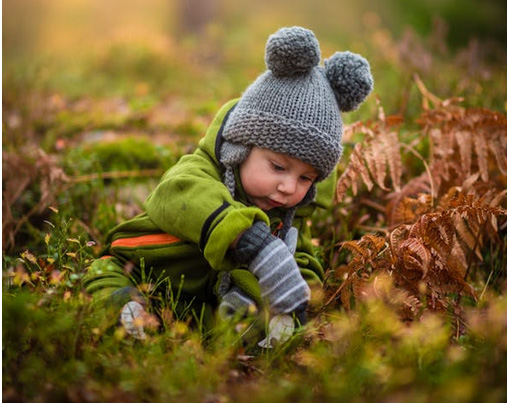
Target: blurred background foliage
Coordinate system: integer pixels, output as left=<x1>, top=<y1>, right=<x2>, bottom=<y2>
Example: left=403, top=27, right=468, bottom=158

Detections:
left=4, top=0, right=507, bottom=108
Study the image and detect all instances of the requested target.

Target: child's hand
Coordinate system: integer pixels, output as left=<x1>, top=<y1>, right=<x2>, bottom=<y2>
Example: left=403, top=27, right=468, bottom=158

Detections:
left=232, top=221, right=310, bottom=315
left=283, top=226, right=298, bottom=256
left=218, top=287, right=258, bottom=320
left=249, top=233, right=310, bottom=315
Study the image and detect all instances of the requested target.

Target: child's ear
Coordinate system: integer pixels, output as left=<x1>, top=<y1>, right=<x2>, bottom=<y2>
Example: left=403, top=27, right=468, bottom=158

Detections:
left=324, top=51, right=374, bottom=112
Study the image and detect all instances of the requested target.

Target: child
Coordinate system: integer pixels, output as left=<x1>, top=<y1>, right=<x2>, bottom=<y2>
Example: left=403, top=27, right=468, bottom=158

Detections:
left=84, top=26, right=373, bottom=341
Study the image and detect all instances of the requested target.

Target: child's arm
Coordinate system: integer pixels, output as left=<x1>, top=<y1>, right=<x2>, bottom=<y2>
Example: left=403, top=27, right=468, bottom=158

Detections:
left=144, top=147, right=269, bottom=272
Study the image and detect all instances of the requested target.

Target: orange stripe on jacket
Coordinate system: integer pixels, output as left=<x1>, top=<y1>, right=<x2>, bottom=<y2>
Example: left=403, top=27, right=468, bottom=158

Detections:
left=111, top=233, right=181, bottom=248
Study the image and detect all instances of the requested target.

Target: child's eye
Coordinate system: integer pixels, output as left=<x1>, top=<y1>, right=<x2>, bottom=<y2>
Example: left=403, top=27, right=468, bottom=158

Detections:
left=300, top=175, right=313, bottom=182
left=271, top=162, right=285, bottom=172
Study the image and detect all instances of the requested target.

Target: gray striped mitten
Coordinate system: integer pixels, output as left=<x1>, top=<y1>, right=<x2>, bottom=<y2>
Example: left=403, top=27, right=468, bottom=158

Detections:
left=233, top=221, right=310, bottom=315
left=218, top=287, right=258, bottom=320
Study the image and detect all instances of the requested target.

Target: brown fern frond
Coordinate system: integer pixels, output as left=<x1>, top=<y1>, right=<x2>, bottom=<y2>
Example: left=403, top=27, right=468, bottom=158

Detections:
left=336, top=117, right=403, bottom=201
left=449, top=234, right=468, bottom=276
left=414, top=76, right=507, bottom=199
left=396, top=238, right=431, bottom=280
left=340, top=235, right=386, bottom=265
left=417, top=213, right=454, bottom=259
left=361, top=234, right=387, bottom=257
left=488, top=136, right=507, bottom=175
left=326, top=234, right=390, bottom=309
left=340, top=238, right=370, bottom=262
left=356, top=273, right=423, bottom=322
left=473, top=130, right=489, bottom=182
left=385, top=188, right=507, bottom=316
left=388, top=193, right=433, bottom=227
left=382, top=130, right=402, bottom=192
left=386, top=174, right=433, bottom=226
left=336, top=143, right=367, bottom=202
left=455, top=130, right=473, bottom=177
left=363, top=136, right=388, bottom=191
left=352, top=143, right=374, bottom=192
left=328, top=267, right=366, bottom=312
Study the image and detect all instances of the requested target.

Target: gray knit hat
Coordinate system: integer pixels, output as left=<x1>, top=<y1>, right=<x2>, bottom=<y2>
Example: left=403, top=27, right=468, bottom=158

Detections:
left=220, top=26, right=372, bottom=235
left=220, top=26, right=373, bottom=188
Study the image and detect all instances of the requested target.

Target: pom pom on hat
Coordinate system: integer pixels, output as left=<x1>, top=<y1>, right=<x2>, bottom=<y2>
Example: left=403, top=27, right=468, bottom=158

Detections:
left=324, top=51, right=374, bottom=112
left=265, top=26, right=321, bottom=77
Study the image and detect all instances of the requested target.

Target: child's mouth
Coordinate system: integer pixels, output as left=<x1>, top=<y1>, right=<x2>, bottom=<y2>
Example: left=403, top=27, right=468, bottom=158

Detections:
left=268, top=199, right=284, bottom=208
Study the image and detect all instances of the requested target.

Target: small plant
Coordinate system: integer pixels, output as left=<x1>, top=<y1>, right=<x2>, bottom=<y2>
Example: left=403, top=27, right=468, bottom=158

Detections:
left=4, top=208, right=96, bottom=297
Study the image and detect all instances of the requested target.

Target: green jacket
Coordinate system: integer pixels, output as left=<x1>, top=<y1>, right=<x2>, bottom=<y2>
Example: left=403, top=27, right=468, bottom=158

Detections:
left=84, top=99, right=336, bottom=312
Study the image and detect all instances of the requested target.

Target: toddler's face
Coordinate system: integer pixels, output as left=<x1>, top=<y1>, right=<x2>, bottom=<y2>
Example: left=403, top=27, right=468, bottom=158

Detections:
left=239, top=147, right=318, bottom=211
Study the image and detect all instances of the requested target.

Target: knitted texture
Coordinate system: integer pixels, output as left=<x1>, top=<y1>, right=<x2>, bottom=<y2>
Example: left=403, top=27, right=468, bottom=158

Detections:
left=222, top=26, right=374, bottom=180
left=218, top=287, right=258, bottom=320
left=249, top=235, right=310, bottom=314
left=236, top=221, right=310, bottom=314
left=219, top=141, right=251, bottom=197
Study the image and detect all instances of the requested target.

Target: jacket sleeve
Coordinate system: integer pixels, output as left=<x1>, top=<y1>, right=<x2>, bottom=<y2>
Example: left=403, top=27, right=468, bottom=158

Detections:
left=144, top=143, right=269, bottom=273
left=291, top=213, right=325, bottom=284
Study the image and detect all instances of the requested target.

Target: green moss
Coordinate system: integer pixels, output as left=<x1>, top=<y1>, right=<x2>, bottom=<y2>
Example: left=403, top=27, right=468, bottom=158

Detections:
left=76, top=137, right=176, bottom=173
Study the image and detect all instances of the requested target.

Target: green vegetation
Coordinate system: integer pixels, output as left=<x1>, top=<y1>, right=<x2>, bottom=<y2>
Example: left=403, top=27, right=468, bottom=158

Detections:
left=3, top=1, right=506, bottom=401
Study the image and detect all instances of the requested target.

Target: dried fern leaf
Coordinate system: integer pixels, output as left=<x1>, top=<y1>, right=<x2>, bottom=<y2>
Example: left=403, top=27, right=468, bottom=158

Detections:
left=361, top=234, right=386, bottom=257
left=490, top=189, right=507, bottom=208
left=389, top=225, right=411, bottom=258
left=366, top=136, right=389, bottom=190
left=390, top=195, right=432, bottom=226
left=382, top=131, right=402, bottom=192
left=336, top=144, right=362, bottom=202
left=385, top=175, right=432, bottom=226
left=340, top=238, right=371, bottom=261
left=431, top=127, right=454, bottom=161
left=352, top=143, right=374, bottom=191
left=398, top=238, right=431, bottom=278
left=455, top=130, right=473, bottom=177
left=473, top=131, right=489, bottom=182
left=488, top=136, right=507, bottom=175
left=454, top=215, right=483, bottom=261
left=449, top=235, right=468, bottom=276
left=416, top=214, right=453, bottom=259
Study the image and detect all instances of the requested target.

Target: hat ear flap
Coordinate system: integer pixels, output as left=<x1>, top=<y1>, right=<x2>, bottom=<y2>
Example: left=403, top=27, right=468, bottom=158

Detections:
left=324, top=51, right=374, bottom=112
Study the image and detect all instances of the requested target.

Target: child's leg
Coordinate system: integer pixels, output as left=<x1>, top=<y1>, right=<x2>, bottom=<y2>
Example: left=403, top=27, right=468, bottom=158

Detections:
left=84, top=257, right=146, bottom=336
left=84, top=256, right=139, bottom=307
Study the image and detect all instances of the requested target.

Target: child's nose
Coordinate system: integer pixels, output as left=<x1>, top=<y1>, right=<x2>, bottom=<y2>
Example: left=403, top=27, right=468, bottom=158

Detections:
left=277, top=176, right=297, bottom=195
